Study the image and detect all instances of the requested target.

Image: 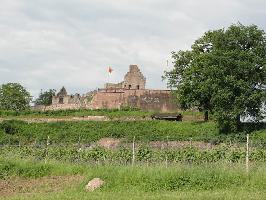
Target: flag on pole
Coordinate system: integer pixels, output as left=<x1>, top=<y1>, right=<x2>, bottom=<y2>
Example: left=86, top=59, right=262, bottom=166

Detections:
left=108, top=67, right=113, bottom=74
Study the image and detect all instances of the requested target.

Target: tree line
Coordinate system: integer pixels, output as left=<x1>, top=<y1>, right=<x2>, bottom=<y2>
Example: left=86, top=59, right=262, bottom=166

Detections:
left=0, top=83, right=55, bottom=111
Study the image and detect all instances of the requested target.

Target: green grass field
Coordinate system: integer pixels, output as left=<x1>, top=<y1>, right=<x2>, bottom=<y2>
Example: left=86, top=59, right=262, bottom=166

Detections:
left=0, top=109, right=265, bottom=199
left=1, top=158, right=266, bottom=200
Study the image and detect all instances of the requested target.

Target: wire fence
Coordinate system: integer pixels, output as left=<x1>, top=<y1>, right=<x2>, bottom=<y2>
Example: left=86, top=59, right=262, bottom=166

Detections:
left=1, top=135, right=266, bottom=170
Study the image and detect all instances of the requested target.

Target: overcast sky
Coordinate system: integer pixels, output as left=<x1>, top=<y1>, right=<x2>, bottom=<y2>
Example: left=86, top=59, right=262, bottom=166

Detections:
left=0, top=0, right=265, bottom=98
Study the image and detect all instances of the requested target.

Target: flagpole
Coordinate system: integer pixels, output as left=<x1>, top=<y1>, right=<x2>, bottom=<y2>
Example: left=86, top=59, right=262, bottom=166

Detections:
left=107, top=66, right=113, bottom=85
left=108, top=72, right=110, bottom=84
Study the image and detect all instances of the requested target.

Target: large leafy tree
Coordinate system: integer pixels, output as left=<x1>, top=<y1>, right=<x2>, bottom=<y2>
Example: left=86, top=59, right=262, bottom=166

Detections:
left=35, top=89, right=56, bottom=106
left=0, top=83, right=32, bottom=111
left=164, top=23, right=266, bottom=132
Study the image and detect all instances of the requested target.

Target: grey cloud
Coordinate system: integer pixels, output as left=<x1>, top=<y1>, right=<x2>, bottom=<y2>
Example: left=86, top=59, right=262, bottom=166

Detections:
left=0, top=0, right=265, bottom=98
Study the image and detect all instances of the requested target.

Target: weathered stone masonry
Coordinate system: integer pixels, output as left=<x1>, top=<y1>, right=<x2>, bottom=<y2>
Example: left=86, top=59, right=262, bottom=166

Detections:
left=104, top=65, right=146, bottom=90
left=34, top=65, right=177, bottom=112
left=92, top=89, right=177, bottom=112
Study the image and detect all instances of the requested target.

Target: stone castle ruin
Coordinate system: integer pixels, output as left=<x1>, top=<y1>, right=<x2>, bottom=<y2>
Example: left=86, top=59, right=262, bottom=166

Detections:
left=35, top=65, right=177, bottom=112
left=105, top=65, right=146, bottom=90
left=52, top=87, right=82, bottom=105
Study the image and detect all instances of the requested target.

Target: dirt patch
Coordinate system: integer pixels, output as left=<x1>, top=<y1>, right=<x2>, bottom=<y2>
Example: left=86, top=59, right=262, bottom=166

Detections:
left=0, top=116, right=109, bottom=123
left=95, top=138, right=212, bottom=150
left=72, top=116, right=109, bottom=121
left=0, top=175, right=84, bottom=198
left=182, top=115, right=203, bottom=122
left=97, top=138, right=121, bottom=149
left=149, top=141, right=212, bottom=150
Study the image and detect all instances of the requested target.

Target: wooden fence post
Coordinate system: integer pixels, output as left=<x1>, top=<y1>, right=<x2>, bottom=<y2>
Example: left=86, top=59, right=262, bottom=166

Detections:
left=246, top=134, right=249, bottom=173
left=77, top=135, right=81, bottom=162
left=45, top=136, right=50, bottom=164
left=165, top=136, right=169, bottom=168
left=132, top=136, right=135, bottom=166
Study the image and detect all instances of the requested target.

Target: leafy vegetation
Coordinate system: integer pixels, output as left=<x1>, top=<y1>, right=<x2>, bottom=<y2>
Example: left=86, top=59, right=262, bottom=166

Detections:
left=0, top=120, right=220, bottom=144
left=1, top=158, right=266, bottom=200
left=34, top=89, right=56, bottom=106
left=0, top=107, right=154, bottom=119
left=164, top=23, right=266, bottom=132
left=1, top=145, right=266, bottom=165
left=0, top=120, right=265, bottom=145
left=0, top=83, right=32, bottom=111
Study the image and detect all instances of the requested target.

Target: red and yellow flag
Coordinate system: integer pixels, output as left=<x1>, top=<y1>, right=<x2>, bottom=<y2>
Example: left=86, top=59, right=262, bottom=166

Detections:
left=108, top=67, right=113, bottom=74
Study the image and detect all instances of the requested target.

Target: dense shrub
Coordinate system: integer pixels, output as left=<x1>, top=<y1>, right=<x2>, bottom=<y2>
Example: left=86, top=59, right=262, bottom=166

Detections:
left=0, top=120, right=26, bottom=135
left=0, top=159, right=51, bottom=179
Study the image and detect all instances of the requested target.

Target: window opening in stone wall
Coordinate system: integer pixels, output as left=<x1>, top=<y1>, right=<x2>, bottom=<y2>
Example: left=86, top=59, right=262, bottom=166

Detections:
left=137, top=85, right=140, bottom=90
left=59, top=97, right=64, bottom=104
left=128, top=85, right=132, bottom=89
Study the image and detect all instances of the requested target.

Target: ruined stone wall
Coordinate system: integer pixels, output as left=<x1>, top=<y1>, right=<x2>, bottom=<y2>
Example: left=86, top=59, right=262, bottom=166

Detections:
left=125, top=90, right=177, bottom=111
left=91, top=89, right=177, bottom=112
left=44, top=95, right=89, bottom=111
left=52, top=94, right=87, bottom=106
left=34, top=64, right=175, bottom=112
left=34, top=89, right=177, bottom=112
left=123, top=65, right=146, bottom=90
left=91, top=91, right=124, bottom=110
left=104, top=82, right=123, bottom=89
left=104, top=65, right=146, bottom=90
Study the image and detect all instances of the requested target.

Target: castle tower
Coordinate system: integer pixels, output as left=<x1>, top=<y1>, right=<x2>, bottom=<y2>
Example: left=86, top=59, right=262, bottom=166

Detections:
left=52, top=86, right=68, bottom=104
left=57, top=86, right=67, bottom=96
left=123, top=65, right=146, bottom=90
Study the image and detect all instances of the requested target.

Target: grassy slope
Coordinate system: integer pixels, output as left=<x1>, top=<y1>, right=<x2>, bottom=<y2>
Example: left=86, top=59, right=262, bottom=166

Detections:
left=0, top=109, right=204, bottom=120
left=0, top=109, right=154, bottom=119
left=1, top=110, right=265, bottom=199
left=1, top=158, right=266, bottom=200
left=0, top=120, right=218, bottom=144
left=1, top=120, right=266, bottom=145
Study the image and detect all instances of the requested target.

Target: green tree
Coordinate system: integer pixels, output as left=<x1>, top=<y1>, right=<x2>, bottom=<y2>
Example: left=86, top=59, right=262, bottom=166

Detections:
left=35, top=89, right=56, bottom=106
left=0, top=83, right=32, bottom=111
left=164, top=23, right=266, bottom=132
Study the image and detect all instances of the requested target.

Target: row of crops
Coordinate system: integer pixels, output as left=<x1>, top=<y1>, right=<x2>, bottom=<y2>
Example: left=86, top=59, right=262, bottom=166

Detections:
left=1, top=119, right=266, bottom=145
left=1, top=145, right=266, bottom=164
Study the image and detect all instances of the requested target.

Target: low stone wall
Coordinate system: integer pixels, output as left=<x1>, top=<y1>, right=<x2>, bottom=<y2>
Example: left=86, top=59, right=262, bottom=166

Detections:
left=32, top=103, right=90, bottom=111
left=91, top=89, right=178, bottom=112
left=33, top=89, right=178, bottom=112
